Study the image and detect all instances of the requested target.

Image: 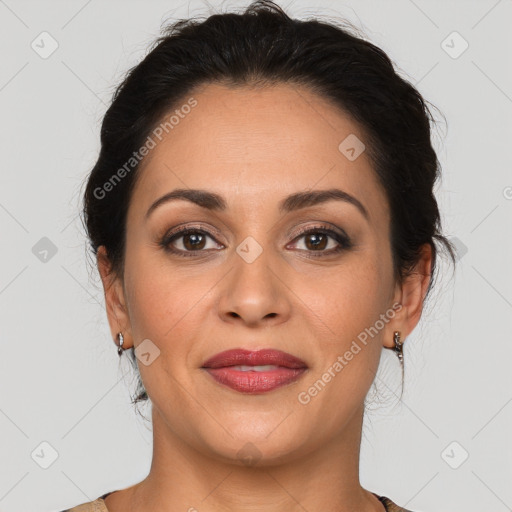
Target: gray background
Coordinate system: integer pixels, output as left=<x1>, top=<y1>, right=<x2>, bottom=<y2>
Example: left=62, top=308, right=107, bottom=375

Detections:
left=0, top=0, right=511, bottom=511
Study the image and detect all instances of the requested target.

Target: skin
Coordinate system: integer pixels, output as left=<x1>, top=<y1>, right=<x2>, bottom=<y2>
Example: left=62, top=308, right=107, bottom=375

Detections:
left=97, top=82, right=432, bottom=512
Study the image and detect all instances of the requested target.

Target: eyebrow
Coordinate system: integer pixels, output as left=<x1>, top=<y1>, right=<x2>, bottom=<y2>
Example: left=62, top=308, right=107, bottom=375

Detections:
left=145, top=187, right=369, bottom=222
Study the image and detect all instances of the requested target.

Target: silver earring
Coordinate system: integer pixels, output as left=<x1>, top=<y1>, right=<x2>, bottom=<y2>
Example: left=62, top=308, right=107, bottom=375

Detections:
left=116, top=332, right=125, bottom=356
left=393, top=331, right=404, bottom=365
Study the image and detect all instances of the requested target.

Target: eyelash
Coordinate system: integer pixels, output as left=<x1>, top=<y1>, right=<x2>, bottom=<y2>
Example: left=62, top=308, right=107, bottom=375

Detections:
left=159, top=224, right=353, bottom=259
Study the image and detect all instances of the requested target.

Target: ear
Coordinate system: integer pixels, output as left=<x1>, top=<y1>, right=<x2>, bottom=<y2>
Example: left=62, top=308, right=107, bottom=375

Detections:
left=97, top=245, right=132, bottom=350
left=383, top=243, right=433, bottom=348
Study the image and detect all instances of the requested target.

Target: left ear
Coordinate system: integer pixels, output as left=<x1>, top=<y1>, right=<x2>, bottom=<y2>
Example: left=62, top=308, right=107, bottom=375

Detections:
left=383, top=243, right=433, bottom=348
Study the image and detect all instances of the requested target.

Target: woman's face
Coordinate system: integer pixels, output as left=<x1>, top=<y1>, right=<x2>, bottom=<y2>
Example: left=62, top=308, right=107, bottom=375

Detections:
left=101, top=82, right=406, bottom=464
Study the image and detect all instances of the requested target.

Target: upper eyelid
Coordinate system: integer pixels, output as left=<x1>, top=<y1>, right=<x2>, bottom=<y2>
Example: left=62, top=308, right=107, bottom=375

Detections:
left=167, top=224, right=341, bottom=237
left=163, top=215, right=349, bottom=237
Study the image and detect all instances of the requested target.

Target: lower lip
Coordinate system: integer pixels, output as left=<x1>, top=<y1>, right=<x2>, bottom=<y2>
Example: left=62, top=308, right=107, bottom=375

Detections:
left=203, top=367, right=307, bottom=394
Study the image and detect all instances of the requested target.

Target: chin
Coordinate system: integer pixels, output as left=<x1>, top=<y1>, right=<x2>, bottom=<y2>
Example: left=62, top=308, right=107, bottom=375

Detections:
left=204, top=427, right=312, bottom=468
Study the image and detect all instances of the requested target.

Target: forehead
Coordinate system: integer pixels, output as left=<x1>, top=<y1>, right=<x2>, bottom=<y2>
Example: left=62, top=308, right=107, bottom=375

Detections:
left=129, top=82, right=389, bottom=227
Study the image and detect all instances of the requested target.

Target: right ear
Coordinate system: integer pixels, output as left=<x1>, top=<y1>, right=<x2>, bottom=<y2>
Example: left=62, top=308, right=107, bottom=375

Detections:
left=96, top=245, right=133, bottom=350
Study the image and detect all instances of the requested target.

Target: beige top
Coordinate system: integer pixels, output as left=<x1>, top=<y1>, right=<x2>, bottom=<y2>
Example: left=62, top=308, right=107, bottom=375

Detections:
left=60, top=491, right=415, bottom=511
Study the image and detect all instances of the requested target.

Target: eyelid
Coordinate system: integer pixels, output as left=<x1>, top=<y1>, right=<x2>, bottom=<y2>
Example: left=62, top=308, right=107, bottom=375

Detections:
left=289, top=223, right=347, bottom=240
left=161, top=223, right=223, bottom=242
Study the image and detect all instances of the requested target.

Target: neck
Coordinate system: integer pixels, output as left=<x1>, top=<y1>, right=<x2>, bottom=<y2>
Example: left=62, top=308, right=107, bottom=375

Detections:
left=122, top=404, right=385, bottom=512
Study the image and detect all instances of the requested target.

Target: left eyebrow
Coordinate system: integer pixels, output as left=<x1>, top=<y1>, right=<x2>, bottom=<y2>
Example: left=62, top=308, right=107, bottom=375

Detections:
left=278, top=188, right=369, bottom=222
left=145, top=187, right=369, bottom=223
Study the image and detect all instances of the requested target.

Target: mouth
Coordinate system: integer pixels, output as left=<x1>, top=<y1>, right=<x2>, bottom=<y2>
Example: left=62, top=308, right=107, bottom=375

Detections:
left=201, top=348, right=308, bottom=394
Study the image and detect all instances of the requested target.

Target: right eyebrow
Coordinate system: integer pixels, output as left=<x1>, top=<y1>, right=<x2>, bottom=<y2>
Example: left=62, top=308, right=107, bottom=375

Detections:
left=145, top=189, right=227, bottom=220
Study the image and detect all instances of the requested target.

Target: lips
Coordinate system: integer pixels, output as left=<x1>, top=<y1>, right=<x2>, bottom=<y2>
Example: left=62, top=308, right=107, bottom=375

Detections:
left=201, top=348, right=308, bottom=369
left=201, top=349, right=308, bottom=394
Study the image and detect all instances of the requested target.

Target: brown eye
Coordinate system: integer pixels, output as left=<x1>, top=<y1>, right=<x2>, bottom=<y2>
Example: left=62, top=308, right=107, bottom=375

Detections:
left=162, top=228, right=222, bottom=256
left=303, top=232, right=329, bottom=251
left=181, top=232, right=207, bottom=250
left=287, top=225, right=353, bottom=257
left=292, top=229, right=346, bottom=252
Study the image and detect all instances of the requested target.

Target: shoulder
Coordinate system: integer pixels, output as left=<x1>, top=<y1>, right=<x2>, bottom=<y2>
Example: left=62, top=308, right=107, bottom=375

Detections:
left=378, top=494, right=417, bottom=512
left=56, top=497, right=108, bottom=512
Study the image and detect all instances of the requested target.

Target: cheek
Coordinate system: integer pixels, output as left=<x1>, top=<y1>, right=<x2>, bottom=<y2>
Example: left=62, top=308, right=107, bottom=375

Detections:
left=124, top=252, right=218, bottom=373
left=123, top=238, right=191, bottom=328
left=128, top=270, right=200, bottom=341
left=292, top=265, right=387, bottom=429
left=124, top=266, right=205, bottom=400
left=293, top=258, right=386, bottom=341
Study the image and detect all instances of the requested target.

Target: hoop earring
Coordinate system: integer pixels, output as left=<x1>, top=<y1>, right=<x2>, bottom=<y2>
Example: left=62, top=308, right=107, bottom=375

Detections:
left=393, top=330, right=404, bottom=365
left=116, top=332, right=125, bottom=356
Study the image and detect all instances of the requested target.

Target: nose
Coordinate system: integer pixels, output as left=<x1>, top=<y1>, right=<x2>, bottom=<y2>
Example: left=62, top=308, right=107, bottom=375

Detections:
left=217, top=246, right=292, bottom=328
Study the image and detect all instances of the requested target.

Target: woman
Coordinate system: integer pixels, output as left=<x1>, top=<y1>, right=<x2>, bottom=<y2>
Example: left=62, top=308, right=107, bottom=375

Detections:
left=62, top=1, right=456, bottom=510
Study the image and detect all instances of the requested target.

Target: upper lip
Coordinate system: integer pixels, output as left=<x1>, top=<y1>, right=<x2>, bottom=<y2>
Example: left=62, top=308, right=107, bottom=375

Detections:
left=201, top=348, right=308, bottom=369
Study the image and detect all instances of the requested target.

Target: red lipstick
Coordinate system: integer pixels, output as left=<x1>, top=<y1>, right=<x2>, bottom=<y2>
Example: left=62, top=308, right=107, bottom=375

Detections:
left=201, top=348, right=308, bottom=394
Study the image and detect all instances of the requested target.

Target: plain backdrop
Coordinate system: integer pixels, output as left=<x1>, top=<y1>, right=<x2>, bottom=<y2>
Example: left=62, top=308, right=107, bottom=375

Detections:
left=0, top=1, right=511, bottom=511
